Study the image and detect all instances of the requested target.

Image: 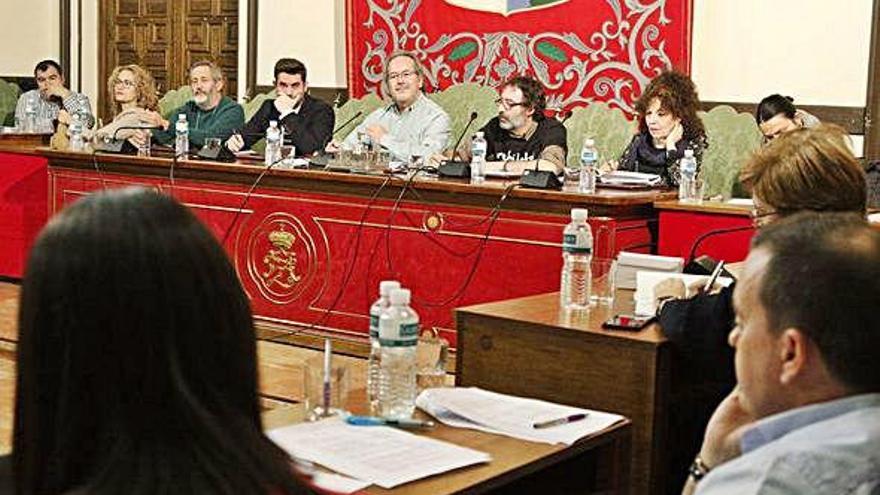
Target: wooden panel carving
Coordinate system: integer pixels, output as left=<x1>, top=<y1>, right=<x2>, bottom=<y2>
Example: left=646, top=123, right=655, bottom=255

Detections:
left=100, top=0, right=239, bottom=121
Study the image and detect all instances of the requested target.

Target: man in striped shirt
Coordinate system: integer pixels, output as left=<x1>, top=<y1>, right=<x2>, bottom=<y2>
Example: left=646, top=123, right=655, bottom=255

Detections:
left=14, top=60, right=95, bottom=132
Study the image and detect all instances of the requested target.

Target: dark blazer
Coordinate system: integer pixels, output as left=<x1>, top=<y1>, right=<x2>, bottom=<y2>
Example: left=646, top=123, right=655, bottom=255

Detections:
left=239, top=94, right=335, bottom=156
left=0, top=454, right=12, bottom=495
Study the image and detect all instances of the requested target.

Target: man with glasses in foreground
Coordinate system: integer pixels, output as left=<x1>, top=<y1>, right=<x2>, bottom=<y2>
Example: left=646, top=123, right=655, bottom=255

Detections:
left=334, top=51, right=450, bottom=162
left=652, top=124, right=868, bottom=494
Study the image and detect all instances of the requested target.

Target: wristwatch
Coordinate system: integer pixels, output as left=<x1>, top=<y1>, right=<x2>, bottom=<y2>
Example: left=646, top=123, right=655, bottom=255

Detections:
left=689, top=455, right=711, bottom=482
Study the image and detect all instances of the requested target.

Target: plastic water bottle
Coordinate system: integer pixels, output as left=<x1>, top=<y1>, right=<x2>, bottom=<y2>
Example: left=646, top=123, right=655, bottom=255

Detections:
left=175, top=114, right=189, bottom=159
left=470, top=131, right=487, bottom=183
left=679, top=149, right=697, bottom=202
left=265, top=120, right=282, bottom=166
left=578, top=137, right=598, bottom=194
left=23, top=95, right=37, bottom=133
left=378, top=288, right=419, bottom=418
left=368, top=280, right=400, bottom=414
left=68, top=112, right=84, bottom=151
left=560, top=208, right=593, bottom=310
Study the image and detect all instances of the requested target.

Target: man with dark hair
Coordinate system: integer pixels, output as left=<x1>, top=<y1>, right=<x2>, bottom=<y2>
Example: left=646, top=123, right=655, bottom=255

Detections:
left=683, top=212, right=880, bottom=495
left=226, top=58, right=334, bottom=156
left=150, top=60, right=244, bottom=149
left=477, top=75, right=567, bottom=173
left=14, top=59, right=95, bottom=131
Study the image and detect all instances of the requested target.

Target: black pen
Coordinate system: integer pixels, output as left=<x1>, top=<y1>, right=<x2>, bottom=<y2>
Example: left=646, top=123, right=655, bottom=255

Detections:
left=532, top=413, right=588, bottom=429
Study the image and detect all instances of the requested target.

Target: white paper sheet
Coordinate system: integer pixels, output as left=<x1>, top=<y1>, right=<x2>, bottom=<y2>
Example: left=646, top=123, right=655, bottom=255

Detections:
left=267, top=417, right=491, bottom=489
left=416, top=387, right=624, bottom=446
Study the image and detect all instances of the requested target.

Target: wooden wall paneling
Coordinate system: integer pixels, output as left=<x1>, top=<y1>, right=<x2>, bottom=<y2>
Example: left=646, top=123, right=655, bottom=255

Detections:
left=865, top=0, right=880, bottom=161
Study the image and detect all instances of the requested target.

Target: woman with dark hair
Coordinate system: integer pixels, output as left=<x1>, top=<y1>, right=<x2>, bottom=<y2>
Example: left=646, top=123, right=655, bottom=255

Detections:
left=11, top=188, right=310, bottom=495
left=654, top=124, right=866, bottom=494
left=618, top=70, right=708, bottom=186
left=755, top=94, right=819, bottom=143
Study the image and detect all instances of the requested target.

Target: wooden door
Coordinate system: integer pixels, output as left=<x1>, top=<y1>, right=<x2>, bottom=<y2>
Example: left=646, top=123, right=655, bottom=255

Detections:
left=99, top=0, right=238, bottom=120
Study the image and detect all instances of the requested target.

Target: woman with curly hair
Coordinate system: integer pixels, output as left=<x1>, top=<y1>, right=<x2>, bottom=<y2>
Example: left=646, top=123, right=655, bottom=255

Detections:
left=92, top=64, right=160, bottom=145
left=618, top=70, right=708, bottom=186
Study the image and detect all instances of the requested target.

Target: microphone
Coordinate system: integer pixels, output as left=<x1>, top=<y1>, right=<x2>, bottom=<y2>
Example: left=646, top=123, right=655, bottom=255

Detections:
left=519, top=158, right=562, bottom=190
left=451, top=111, right=479, bottom=161
left=332, top=111, right=363, bottom=137
left=93, top=125, right=163, bottom=153
left=437, top=111, right=480, bottom=179
left=684, top=225, right=755, bottom=274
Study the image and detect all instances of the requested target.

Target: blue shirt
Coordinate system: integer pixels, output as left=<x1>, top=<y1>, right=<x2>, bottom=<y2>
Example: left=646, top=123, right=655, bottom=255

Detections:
left=342, top=93, right=450, bottom=161
left=696, top=393, right=880, bottom=494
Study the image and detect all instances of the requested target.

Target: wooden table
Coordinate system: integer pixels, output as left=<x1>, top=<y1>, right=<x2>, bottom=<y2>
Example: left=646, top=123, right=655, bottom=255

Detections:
left=43, top=148, right=676, bottom=348
left=455, top=291, right=669, bottom=494
left=263, top=393, right=632, bottom=494
left=0, top=133, right=51, bottom=279
left=654, top=199, right=754, bottom=263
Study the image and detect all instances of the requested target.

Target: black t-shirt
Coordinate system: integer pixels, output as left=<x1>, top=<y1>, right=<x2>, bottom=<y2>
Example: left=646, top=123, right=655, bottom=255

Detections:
left=479, top=116, right=567, bottom=163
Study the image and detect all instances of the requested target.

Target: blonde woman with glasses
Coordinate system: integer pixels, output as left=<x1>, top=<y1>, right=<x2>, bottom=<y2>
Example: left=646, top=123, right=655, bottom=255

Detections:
left=92, top=64, right=160, bottom=146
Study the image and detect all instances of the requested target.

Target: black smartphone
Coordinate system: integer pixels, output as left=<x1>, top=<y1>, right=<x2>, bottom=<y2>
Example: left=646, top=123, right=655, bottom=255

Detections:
left=602, top=314, right=655, bottom=331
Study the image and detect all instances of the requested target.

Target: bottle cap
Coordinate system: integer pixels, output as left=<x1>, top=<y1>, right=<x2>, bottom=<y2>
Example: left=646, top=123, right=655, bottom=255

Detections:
left=390, top=288, right=411, bottom=305
left=684, top=149, right=694, bottom=157
left=178, top=114, right=186, bottom=120
left=571, top=208, right=589, bottom=221
left=379, top=280, right=401, bottom=297
left=584, top=138, right=595, bottom=146
left=475, top=131, right=484, bottom=138
left=269, top=120, right=278, bottom=127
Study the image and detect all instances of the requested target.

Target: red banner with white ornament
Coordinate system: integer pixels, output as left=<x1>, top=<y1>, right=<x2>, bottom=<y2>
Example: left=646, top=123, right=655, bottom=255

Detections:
left=345, top=0, right=693, bottom=115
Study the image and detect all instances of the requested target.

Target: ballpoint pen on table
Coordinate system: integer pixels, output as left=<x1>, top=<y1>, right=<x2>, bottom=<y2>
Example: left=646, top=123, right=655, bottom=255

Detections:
left=322, top=339, right=331, bottom=417
left=345, top=415, right=436, bottom=429
left=532, top=413, right=588, bottom=429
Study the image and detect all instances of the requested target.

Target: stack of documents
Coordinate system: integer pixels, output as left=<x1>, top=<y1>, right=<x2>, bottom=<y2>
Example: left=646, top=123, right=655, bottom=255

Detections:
left=633, top=271, right=734, bottom=315
left=598, top=170, right=663, bottom=187
left=268, top=417, right=490, bottom=489
left=416, top=387, right=624, bottom=445
left=615, top=251, right=684, bottom=290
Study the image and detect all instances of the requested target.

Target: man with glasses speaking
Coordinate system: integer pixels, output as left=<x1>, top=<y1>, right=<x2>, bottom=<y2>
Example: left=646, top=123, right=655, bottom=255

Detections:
left=333, top=51, right=450, bottom=162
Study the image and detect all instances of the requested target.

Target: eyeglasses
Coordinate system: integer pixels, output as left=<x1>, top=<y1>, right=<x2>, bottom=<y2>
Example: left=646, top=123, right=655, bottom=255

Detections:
left=495, top=98, right=526, bottom=110
left=387, top=70, right=417, bottom=82
left=750, top=207, right=778, bottom=227
left=114, top=79, right=136, bottom=88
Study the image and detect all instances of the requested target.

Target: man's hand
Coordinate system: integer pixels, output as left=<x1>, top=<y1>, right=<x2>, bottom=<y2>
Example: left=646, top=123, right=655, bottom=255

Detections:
left=46, top=82, right=71, bottom=100
left=654, top=278, right=686, bottom=303
left=56, top=109, right=71, bottom=126
left=226, top=133, right=245, bottom=152
left=143, top=110, right=169, bottom=130
left=666, top=122, right=684, bottom=151
left=366, top=124, right=387, bottom=144
left=699, top=388, right=755, bottom=468
left=274, top=93, right=297, bottom=114
left=324, top=140, right=341, bottom=154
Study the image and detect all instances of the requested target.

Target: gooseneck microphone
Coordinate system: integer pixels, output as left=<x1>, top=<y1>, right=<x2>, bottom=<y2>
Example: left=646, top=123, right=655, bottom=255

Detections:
left=559, top=109, right=574, bottom=124
left=92, top=125, right=163, bottom=153
left=684, top=225, right=755, bottom=274
left=450, top=111, right=479, bottom=161
left=332, top=111, right=363, bottom=137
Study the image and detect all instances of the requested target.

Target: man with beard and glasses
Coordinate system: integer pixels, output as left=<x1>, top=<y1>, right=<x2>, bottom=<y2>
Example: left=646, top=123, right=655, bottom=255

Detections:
left=332, top=51, right=450, bottom=162
left=452, top=76, right=567, bottom=175
left=149, top=60, right=244, bottom=150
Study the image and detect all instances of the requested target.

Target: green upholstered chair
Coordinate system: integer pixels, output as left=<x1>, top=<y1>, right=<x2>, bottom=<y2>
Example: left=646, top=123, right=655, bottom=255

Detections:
left=158, top=86, right=193, bottom=120
left=563, top=102, right=635, bottom=169
left=0, top=79, right=21, bottom=127
left=244, top=89, right=276, bottom=121
left=698, top=105, right=763, bottom=199
left=332, top=92, right=384, bottom=142
left=428, top=83, right=497, bottom=150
